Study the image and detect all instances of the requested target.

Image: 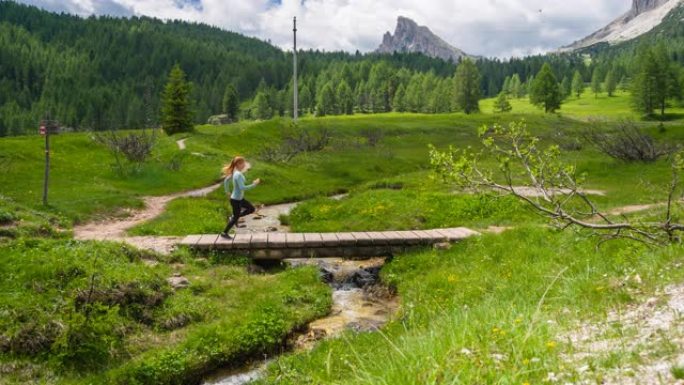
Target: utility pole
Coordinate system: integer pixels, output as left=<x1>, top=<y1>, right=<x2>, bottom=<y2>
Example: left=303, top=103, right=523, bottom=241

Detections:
left=293, top=16, right=298, bottom=122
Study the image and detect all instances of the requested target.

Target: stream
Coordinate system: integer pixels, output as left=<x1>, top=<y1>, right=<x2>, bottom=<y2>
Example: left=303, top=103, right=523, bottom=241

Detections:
left=73, top=183, right=398, bottom=384
left=202, top=257, right=398, bottom=385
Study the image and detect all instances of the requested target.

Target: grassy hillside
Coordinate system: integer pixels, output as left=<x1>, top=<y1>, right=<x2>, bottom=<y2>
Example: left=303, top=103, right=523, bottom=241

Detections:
left=3, top=90, right=684, bottom=384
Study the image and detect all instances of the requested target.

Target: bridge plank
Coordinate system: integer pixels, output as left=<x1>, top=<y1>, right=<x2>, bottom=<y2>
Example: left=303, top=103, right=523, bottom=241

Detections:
left=398, top=230, right=423, bottom=245
left=319, top=233, right=340, bottom=246
left=303, top=233, right=324, bottom=247
left=196, top=234, right=219, bottom=249
left=382, top=231, right=409, bottom=245
left=231, top=233, right=252, bottom=249
left=351, top=232, right=374, bottom=246
left=267, top=233, right=288, bottom=248
left=180, top=235, right=202, bottom=246
left=215, top=235, right=234, bottom=249
left=250, top=233, right=269, bottom=248
left=365, top=231, right=390, bottom=245
left=286, top=233, right=306, bottom=248
left=335, top=232, right=357, bottom=246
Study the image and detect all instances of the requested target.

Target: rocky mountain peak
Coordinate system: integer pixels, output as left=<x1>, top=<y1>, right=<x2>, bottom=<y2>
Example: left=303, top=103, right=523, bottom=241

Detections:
left=376, top=16, right=470, bottom=62
left=561, top=0, right=682, bottom=51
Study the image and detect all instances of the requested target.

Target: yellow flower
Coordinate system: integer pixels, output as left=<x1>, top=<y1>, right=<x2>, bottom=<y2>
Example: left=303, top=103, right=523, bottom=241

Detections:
left=515, top=317, right=523, bottom=324
left=448, top=274, right=458, bottom=283
left=523, top=382, right=531, bottom=385
left=522, top=358, right=530, bottom=365
left=546, top=341, right=557, bottom=349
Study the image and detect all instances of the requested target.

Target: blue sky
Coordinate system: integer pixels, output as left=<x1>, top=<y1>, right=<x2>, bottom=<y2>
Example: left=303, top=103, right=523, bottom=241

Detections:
left=14, top=0, right=632, bottom=58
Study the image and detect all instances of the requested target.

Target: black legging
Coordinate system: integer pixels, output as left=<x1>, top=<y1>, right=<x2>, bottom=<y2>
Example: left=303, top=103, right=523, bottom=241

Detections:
left=223, top=198, right=256, bottom=233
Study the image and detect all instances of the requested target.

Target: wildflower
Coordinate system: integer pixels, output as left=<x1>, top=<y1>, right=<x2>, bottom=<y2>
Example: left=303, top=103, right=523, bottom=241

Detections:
left=448, top=274, right=458, bottom=283
left=522, top=358, right=530, bottom=365
left=546, top=341, right=557, bottom=349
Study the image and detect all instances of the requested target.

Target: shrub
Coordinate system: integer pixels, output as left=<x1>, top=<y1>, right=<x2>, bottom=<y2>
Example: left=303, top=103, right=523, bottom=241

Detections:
left=259, top=125, right=331, bottom=163
left=93, top=129, right=157, bottom=172
left=583, top=121, right=675, bottom=162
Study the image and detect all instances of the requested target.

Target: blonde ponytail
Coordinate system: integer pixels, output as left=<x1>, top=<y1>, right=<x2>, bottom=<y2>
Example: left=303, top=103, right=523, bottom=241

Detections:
left=222, top=156, right=245, bottom=177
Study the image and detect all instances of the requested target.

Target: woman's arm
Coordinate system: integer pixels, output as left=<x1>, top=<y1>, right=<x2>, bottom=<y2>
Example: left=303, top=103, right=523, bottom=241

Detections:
left=236, top=173, right=257, bottom=191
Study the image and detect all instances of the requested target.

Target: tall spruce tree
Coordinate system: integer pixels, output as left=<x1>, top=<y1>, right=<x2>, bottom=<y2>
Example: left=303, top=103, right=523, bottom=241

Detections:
left=336, top=81, right=354, bottom=115
left=561, top=76, right=571, bottom=99
left=604, top=70, right=617, bottom=97
left=222, top=84, right=239, bottom=122
left=530, top=63, right=562, bottom=113
left=252, top=91, right=272, bottom=120
left=316, top=82, right=336, bottom=117
left=161, top=64, right=194, bottom=134
left=510, top=74, right=523, bottom=98
left=631, top=44, right=678, bottom=117
left=393, top=83, right=407, bottom=112
left=572, top=71, right=584, bottom=98
left=591, top=68, right=602, bottom=98
left=453, top=59, right=481, bottom=114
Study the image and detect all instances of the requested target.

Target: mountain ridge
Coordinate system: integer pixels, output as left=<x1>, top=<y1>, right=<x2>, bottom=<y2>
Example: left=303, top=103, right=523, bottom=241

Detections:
left=561, top=0, right=683, bottom=51
left=376, top=16, right=471, bottom=62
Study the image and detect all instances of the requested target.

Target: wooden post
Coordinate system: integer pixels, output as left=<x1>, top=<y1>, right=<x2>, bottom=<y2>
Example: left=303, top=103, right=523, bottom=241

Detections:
left=42, top=122, right=50, bottom=206
left=293, top=16, right=298, bottom=122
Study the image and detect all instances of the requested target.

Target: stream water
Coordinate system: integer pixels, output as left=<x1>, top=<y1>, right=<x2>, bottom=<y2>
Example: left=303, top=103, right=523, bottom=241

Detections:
left=201, top=257, right=398, bottom=385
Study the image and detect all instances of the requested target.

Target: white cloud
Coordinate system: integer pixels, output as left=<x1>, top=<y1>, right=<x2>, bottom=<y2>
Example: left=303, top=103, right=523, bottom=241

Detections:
left=16, top=0, right=631, bottom=58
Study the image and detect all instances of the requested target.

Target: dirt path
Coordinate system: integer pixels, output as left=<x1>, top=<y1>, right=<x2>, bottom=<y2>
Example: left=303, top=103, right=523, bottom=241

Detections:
left=177, top=138, right=187, bottom=150
left=73, top=183, right=220, bottom=254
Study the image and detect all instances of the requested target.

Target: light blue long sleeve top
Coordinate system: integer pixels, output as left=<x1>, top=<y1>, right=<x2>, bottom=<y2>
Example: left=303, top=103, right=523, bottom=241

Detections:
left=224, top=170, right=256, bottom=200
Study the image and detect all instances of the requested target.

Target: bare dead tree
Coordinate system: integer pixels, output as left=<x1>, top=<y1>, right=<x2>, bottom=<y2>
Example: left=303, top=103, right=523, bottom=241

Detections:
left=429, top=120, right=684, bottom=246
left=583, top=121, right=676, bottom=163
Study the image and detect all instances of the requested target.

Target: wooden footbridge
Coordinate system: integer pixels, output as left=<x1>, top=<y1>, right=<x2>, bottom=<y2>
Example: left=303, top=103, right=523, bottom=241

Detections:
left=179, top=228, right=479, bottom=259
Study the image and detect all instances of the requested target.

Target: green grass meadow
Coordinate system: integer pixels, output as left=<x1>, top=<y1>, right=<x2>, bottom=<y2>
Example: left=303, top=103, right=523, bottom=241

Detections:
left=4, top=90, right=684, bottom=384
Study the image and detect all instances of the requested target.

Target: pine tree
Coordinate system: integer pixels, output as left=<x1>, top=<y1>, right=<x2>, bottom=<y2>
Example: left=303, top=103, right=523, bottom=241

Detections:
left=530, top=63, right=562, bottom=113
left=510, top=74, right=522, bottom=98
left=316, top=82, right=336, bottom=117
left=336, top=81, right=354, bottom=115
left=222, top=84, right=239, bottom=122
left=561, top=76, right=571, bottom=99
left=493, top=92, right=512, bottom=113
left=299, top=85, right=312, bottom=115
left=392, top=83, right=407, bottom=112
left=502, top=76, right=512, bottom=95
left=252, top=91, right=272, bottom=120
left=572, top=71, right=584, bottom=98
left=591, top=68, right=602, bottom=98
left=160, top=64, right=194, bottom=134
left=604, top=70, right=617, bottom=97
left=453, top=59, right=481, bottom=114
left=631, top=44, right=677, bottom=117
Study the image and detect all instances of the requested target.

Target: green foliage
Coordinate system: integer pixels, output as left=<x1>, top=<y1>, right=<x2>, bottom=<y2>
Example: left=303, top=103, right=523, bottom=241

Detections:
left=161, top=65, right=194, bottom=135
left=453, top=59, right=481, bottom=114
left=591, top=68, right=603, bottom=97
left=530, top=63, right=562, bottom=113
left=257, top=227, right=684, bottom=384
left=631, top=43, right=681, bottom=117
left=222, top=84, right=240, bottom=122
left=604, top=70, right=617, bottom=97
left=493, top=92, right=512, bottom=113
left=336, top=81, right=354, bottom=115
left=561, top=76, right=571, bottom=99
left=572, top=71, right=585, bottom=98
left=315, top=82, right=336, bottom=117
left=392, top=84, right=407, bottom=112
left=252, top=91, right=273, bottom=120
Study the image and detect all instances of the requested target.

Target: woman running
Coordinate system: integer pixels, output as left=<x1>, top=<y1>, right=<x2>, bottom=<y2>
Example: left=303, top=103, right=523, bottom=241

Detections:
left=221, top=156, right=261, bottom=239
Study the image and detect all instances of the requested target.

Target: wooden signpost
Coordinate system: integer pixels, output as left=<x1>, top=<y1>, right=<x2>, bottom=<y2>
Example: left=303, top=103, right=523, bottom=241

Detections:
left=40, top=118, right=59, bottom=206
